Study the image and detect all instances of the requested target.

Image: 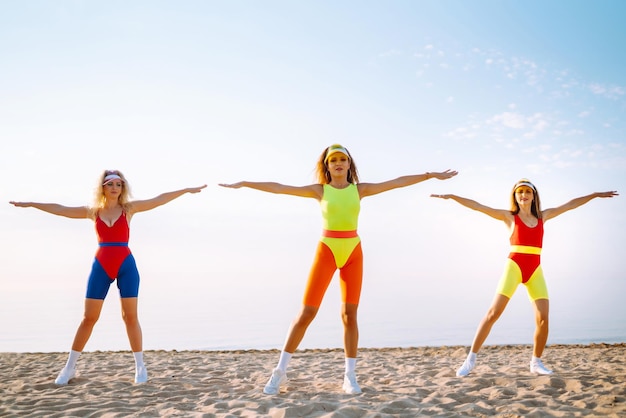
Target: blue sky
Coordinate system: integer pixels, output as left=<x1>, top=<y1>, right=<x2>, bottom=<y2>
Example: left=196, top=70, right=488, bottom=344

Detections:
left=1, top=1, right=625, bottom=351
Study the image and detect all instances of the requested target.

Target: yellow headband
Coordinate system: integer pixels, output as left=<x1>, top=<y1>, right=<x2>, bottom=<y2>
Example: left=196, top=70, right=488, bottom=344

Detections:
left=324, top=145, right=349, bottom=163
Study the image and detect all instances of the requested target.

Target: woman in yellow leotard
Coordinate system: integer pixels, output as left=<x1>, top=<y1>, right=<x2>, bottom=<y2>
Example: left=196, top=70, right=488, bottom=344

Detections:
left=431, top=180, right=618, bottom=377
left=220, top=144, right=457, bottom=395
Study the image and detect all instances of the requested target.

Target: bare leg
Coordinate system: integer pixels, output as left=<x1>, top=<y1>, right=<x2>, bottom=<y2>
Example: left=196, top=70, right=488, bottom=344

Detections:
left=470, top=294, right=510, bottom=353
left=283, top=305, right=319, bottom=353
left=341, top=303, right=359, bottom=358
left=263, top=305, right=318, bottom=394
left=71, top=298, right=104, bottom=352
left=532, top=298, right=549, bottom=357
left=120, top=297, right=142, bottom=352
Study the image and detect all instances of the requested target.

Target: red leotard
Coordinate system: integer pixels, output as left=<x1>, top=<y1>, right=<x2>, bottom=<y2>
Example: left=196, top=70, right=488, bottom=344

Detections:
left=95, top=212, right=132, bottom=279
left=508, top=215, right=543, bottom=283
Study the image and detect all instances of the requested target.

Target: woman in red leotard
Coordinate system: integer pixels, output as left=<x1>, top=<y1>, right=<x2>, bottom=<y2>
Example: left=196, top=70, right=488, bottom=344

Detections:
left=431, top=179, right=618, bottom=377
left=10, top=170, right=206, bottom=385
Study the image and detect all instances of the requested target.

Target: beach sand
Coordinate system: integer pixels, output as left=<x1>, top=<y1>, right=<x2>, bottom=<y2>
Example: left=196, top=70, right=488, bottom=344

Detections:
left=1, top=344, right=624, bottom=417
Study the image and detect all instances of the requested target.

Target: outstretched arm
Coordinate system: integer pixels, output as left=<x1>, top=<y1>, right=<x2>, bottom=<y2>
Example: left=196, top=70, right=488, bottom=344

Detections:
left=542, top=191, right=618, bottom=221
left=430, top=194, right=512, bottom=222
left=358, top=170, right=458, bottom=198
left=9, top=201, right=90, bottom=219
left=219, top=181, right=322, bottom=199
left=129, top=185, right=207, bottom=214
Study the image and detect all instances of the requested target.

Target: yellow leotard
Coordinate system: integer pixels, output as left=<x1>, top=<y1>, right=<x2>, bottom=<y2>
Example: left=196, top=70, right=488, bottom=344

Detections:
left=302, top=183, right=364, bottom=307
left=320, top=184, right=361, bottom=268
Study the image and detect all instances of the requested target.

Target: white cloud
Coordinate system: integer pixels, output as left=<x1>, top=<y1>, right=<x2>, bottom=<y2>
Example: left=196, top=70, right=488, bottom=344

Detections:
left=448, top=111, right=551, bottom=144
left=589, top=83, right=607, bottom=95
left=565, top=129, right=585, bottom=136
left=444, top=126, right=477, bottom=139
left=488, top=112, right=526, bottom=129
left=405, top=40, right=624, bottom=171
left=589, top=83, right=625, bottom=99
left=570, top=149, right=584, bottom=158
left=379, top=49, right=403, bottom=57
left=533, top=120, right=549, bottom=132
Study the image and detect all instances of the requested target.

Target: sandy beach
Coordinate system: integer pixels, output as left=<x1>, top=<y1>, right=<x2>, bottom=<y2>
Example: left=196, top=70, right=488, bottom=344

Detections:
left=1, top=344, right=624, bottom=417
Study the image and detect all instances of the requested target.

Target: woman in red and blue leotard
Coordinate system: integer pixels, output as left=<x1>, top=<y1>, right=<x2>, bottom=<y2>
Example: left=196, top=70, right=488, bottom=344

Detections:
left=431, top=179, right=618, bottom=377
left=10, top=170, right=206, bottom=385
left=220, top=144, right=457, bottom=395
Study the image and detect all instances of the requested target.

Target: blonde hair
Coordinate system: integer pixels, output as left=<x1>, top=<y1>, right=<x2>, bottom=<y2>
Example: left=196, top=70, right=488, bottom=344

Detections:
left=509, top=178, right=542, bottom=218
left=314, top=144, right=360, bottom=184
left=91, top=170, right=132, bottom=215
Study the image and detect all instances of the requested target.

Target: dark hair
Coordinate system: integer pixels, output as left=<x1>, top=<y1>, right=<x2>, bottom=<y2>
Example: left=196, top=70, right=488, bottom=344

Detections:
left=509, top=178, right=542, bottom=218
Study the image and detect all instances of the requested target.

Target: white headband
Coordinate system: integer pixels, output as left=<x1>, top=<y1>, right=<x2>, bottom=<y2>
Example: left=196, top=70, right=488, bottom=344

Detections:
left=515, top=181, right=536, bottom=191
left=103, top=174, right=123, bottom=185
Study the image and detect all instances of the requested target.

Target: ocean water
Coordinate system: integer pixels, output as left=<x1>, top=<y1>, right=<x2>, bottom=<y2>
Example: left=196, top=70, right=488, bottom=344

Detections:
left=1, top=272, right=624, bottom=353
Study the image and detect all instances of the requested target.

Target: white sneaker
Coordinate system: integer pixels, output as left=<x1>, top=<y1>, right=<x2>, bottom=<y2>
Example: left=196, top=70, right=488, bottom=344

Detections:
left=530, top=358, right=553, bottom=375
left=263, top=368, right=287, bottom=395
left=135, top=366, right=148, bottom=383
left=342, top=371, right=362, bottom=394
left=54, top=367, right=76, bottom=385
left=456, top=358, right=476, bottom=377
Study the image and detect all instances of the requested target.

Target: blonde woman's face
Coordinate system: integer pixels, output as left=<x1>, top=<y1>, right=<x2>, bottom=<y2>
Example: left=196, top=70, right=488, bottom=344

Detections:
left=103, top=181, right=124, bottom=200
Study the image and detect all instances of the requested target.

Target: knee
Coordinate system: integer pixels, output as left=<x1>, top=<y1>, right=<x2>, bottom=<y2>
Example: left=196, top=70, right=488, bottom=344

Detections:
left=81, top=312, right=100, bottom=327
left=535, top=312, right=549, bottom=327
left=294, top=307, right=317, bottom=326
left=341, top=306, right=358, bottom=326
left=485, top=307, right=503, bottom=323
left=121, top=310, right=139, bottom=325
left=534, top=300, right=549, bottom=327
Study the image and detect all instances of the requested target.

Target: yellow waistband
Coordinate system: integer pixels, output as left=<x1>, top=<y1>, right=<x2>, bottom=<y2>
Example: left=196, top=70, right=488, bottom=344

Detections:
left=510, top=245, right=542, bottom=255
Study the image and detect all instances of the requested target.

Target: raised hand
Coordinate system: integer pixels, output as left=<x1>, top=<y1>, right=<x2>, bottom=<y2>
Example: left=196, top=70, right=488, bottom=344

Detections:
left=430, top=170, right=458, bottom=180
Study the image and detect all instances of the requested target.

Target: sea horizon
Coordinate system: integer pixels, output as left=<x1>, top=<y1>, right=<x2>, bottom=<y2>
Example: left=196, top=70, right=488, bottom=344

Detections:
left=2, top=274, right=624, bottom=353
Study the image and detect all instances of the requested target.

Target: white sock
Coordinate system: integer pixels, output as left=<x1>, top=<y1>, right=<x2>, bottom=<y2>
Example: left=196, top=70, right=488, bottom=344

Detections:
left=531, top=355, right=540, bottom=363
left=276, top=351, right=292, bottom=372
left=345, top=357, right=357, bottom=374
left=133, top=351, right=145, bottom=369
left=65, top=350, right=81, bottom=369
left=467, top=352, right=477, bottom=363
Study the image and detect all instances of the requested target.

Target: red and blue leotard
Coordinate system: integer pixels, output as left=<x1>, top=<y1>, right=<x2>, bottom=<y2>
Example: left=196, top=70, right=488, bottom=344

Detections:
left=95, top=212, right=132, bottom=279
left=85, top=212, right=140, bottom=299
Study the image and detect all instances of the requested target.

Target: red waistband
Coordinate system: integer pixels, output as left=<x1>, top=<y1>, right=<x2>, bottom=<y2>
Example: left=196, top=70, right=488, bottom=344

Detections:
left=322, top=229, right=358, bottom=238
